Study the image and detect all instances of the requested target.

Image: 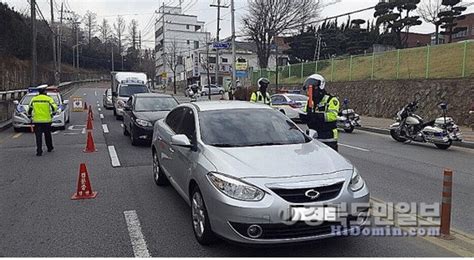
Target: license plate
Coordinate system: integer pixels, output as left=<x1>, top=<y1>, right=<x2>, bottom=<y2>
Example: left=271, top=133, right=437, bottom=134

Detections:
left=290, top=206, right=337, bottom=222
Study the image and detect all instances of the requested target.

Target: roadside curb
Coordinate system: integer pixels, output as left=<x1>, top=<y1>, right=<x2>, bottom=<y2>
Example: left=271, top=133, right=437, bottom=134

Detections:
left=0, top=119, right=12, bottom=132
left=358, top=126, right=474, bottom=150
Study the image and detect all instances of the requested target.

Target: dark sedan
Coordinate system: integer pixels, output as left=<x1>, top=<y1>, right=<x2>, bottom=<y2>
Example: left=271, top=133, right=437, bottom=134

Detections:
left=123, top=93, right=179, bottom=145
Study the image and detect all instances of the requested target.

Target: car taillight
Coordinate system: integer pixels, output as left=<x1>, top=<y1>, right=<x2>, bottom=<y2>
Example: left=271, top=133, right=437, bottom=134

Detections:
left=289, top=102, right=302, bottom=109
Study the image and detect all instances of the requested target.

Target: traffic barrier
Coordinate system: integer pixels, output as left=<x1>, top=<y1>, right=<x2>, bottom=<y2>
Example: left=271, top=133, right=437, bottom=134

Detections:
left=440, top=169, right=454, bottom=239
left=88, top=105, right=94, bottom=120
left=86, top=114, right=93, bottom=131
left=71, top=163, right=97, bottom=200
left=84, top=131, right=97, bottom=153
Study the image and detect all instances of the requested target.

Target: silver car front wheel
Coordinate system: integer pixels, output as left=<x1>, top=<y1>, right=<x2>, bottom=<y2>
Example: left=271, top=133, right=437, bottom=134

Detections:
left=191, top=187, right=215, bottom=245
left=153, top=152, right=168, bottom=186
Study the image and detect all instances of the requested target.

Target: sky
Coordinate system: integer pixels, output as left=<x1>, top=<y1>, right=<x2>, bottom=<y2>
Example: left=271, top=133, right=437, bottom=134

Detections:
left=4, top=0, right=474, bottom=49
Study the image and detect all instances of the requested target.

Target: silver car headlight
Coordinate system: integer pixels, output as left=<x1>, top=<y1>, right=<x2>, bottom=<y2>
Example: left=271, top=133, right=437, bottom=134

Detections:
left=207, top=172, right=265, bottom=201
left=136, top=118, right=152, bottom=127
left=350, top=168, right=365, bottom=192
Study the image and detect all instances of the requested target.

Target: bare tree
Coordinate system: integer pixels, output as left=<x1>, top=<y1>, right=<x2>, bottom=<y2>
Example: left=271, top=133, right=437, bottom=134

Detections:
left=99, top=18, right=111, bottom=44
left=165, top=38, right=182, bottom=94
left=128, top=19, right=139, bottom=50
left=83, top=10, right=97, bottom=46
left=418, top=0, right=442, bottom=44
left=114, top=16, right=126, bottom=57
left=242, top=0, right=321, bottom=68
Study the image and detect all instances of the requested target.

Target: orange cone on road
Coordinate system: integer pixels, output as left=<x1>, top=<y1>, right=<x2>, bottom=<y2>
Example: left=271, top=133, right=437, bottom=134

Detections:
left=71, top=163, right=97, bottom=200
left=86, top=114, right=93, bottom=130
left=83, top=131, right=97, bottom=153
left=88, top=105, right=94, bottom=120
left=440, top=169, right=454, bottom=239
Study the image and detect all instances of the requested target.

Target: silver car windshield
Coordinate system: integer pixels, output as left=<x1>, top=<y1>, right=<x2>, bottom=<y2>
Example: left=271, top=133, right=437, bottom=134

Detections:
left=199, top=109, right=310, bottom=147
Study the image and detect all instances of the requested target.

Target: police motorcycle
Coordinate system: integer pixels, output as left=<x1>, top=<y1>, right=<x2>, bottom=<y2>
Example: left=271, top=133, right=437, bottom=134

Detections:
left=389, top=94, right=462, bottom=150
left=337, top=98, right=361, bottom=133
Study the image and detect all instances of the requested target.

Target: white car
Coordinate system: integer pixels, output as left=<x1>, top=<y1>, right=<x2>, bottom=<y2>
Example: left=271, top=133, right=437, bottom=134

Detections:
left=271, top=94, right=308, bottom=120
left=12, top=87, right=70, bottom=131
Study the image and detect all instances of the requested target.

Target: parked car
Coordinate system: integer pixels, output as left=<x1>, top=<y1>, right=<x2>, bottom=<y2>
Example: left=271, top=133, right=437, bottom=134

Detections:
left=271, top=93, right=308, bottom=120
left=201, top=85, right=225, bottom=96
left=13, top=86, right=70, bottom=131
left=123, top=93, right=179, bottom=145
left=151, top=101, right=370, bottom=245
left=103, top=89, right=114, bottom=109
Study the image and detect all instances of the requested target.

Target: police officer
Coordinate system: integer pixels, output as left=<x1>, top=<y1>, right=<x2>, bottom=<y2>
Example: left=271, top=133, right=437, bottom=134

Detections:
left=28, top=85, right=58, bottom=156
left=250, top=78, right=271, bottom=105
left=303, top=74, right=340, bottom=151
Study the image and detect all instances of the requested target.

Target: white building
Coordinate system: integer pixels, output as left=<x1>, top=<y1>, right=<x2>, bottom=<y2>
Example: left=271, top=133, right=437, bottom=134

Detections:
left=155, top=5, right=210, bottom=85
left=183, top=40, right=289, bottom=88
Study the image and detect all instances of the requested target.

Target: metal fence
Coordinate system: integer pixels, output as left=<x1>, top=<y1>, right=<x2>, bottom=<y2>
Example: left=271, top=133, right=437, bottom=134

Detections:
left=252, top=41, right=474, bottom=85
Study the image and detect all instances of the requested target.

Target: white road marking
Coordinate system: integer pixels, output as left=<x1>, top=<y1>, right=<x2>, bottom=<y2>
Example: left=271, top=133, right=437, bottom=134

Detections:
left=95, top=91, right=97, bottom=96
left=102, top=124, right=109, bottom=134
left=83, top=93, right=87, bottom=96
left=52, top=130, right=60, bottom=135
left=123, top=210, right=151, bottom=258
left=81, top=128, right=86, bottom=135
left=121, top=124, right=124, bottom=128
left=108, top=145, right=121, bottom=167
left=100, top=114, right=104, bottom=119
left=339, top=143, right=370, bottom=152
left=68, top=125, right=86, bottom=131
left=98, top=108, right=102, bottom=112
left=12, top=133, right=22, bottom=139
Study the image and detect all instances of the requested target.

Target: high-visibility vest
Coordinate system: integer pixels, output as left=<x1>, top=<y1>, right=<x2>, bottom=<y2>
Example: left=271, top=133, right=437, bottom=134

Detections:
left=250, top=91, right=271, bottom=105
left=305, top=94, right=340, bottom=141
left=29, top=94, right=58, bottom=123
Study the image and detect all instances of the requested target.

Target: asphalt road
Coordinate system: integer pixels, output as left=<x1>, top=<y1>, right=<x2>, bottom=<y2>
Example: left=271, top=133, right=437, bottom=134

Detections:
left=0, top=84, right=472, bottom=256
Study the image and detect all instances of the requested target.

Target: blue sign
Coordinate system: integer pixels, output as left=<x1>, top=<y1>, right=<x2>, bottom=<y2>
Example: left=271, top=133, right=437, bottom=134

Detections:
left=236, top=71, right=248, bottom=78
left=213, top=42, right=231, bottom=49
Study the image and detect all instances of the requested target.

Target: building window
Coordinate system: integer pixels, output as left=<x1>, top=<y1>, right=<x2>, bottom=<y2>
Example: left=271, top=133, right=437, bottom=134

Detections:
left=221, top=57, right=228, bottom=63
left=187, top=40, right=190, bottom=45
left=472, top=25, right=474, bottom=36
left=194, top=41, right=200, bottom=49
left=453, top=29, right=467, bottom=39
left=209, top=56, right=216, bottom=64
left=195, top=25, right=201, bottom=31
left=186, top=25, right=190, bottom=30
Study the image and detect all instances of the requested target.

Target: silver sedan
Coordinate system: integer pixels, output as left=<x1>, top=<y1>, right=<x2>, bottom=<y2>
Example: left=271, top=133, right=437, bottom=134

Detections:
left=151, top=101, right=370, bottom=245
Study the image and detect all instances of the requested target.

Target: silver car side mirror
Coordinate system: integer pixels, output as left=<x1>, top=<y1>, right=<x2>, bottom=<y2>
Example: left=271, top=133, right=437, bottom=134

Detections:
left=171, top=134, right=192, bottom=148
left=306, top=129, right=318, bottom=140
left=13, top=100, right=19, bottom=105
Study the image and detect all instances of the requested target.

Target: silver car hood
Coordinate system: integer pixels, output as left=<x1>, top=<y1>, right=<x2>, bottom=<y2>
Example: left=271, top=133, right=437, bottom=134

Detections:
left=202, top=141, right=353, bottom=179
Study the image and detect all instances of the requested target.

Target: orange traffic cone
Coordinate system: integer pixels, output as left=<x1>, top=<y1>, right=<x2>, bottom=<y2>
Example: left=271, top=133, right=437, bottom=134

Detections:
left=86, top=114, right=93, bottom=130
left=88, top=105, right=94, bottom=120
left=71, top=163, right=98, bottom=200
left=84, top=131, right=97, bottom=153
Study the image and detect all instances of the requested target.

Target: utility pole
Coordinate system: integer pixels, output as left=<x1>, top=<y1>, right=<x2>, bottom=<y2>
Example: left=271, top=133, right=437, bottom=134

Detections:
left=161, top=3, right=167, bottom=87
left=58, top=3, right=63, bottom=83
left=230, top=0, right=236, bottom=100
left=50, top=0, right=58, bottom=85
left=76, top=25, right=79, bottom=69
left=210, top=0, right=228, bottom=87
left=111, top=42, right=115, bottom=71
left=31, top=0, right=37, bottom=85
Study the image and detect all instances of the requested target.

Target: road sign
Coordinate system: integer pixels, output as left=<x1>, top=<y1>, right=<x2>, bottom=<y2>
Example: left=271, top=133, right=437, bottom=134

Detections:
left=236, top=62, right=248, bottom=71
left=72, top=96, right=83, bottom=112
left=213, top=42, right=231, bottom=49
left=236, top=71, right=248, bottom=78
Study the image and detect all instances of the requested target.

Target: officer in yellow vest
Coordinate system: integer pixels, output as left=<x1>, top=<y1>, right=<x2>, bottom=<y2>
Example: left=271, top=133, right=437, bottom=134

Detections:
left=304, top=74, right=340, bottom=151
left=28, top=85, right=58, bottom=156
left=250, top=78, right=272, bottom=105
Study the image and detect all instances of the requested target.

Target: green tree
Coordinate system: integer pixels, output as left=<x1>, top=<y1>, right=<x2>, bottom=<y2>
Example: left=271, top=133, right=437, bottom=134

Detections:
left=374, top=0, right=423, bottom=48
left=438, top=0, right=467, bottom=43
